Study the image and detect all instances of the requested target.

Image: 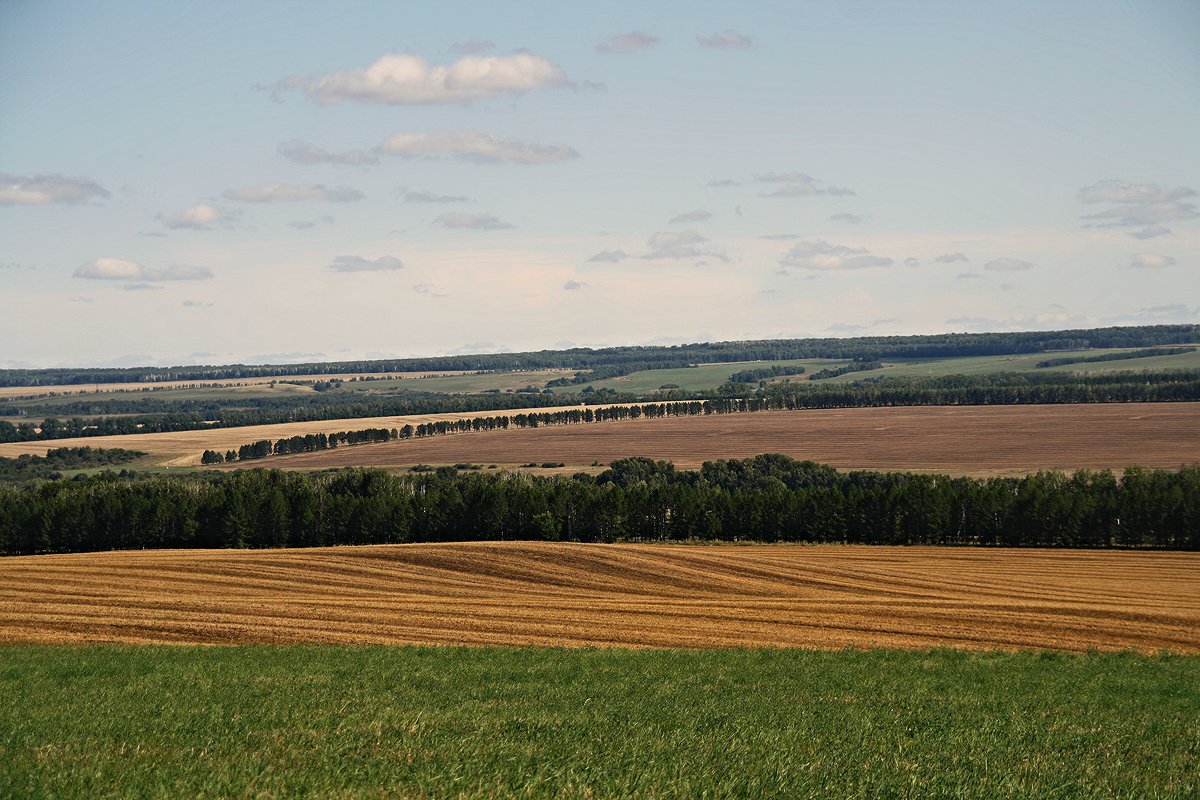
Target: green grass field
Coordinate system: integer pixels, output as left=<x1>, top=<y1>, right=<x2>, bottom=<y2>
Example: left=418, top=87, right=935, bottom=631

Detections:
left=1, top=646, right=1195, bottom=799
left=569, top=359, right=838, bottom=394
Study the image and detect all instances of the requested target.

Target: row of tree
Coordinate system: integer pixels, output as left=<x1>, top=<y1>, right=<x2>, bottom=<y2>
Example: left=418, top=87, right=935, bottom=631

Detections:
left=3, top=324, right=1196, bottom=386
left=2, top=455, right=1196, bottom=555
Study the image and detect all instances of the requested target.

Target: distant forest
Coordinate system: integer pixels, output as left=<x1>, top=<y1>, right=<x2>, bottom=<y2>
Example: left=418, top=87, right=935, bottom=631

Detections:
left=2, top=455, right=1196, bottom=555
left=3, top=324, right=1197, bottom=387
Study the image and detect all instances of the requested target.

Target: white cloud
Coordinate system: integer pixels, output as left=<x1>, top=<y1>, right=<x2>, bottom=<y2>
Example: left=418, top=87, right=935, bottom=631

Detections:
left=698, top=29, right=753, bottom=49
left=276, top=52, right=568, bottom=106
left=74, top=257, right=213, bottom=282
left=597, top=32, right=660, bottom=54
left=830, top=212, right=865, bottom=224
left=669, top=209, right=713, bottom=224
left=1077, top=179, right=1196, bottom=205
left=904, top=257, right=920, bottom=267
left=433, top=212, right=513, bottom=230
left=778, top=240, right=892, bottom=270
left=984, top=257, right=1034, bottom=272
left=328, top=255, right=404, bottom=273
left=934, top=252, right=969, bottom=263
left=277, top=140, right=379, bottom=166
left=757, top=172, right=855, bottom=197
left=707, top=178, right=740, bottom=188
left=0, top=173, right=110, bottom=206
left=403, top=189, right=470, bottom=203
left=643, top=230, right=727, bottom=261
left=162, top=203, right=235, bottom=230
left=1129, top=225, right=1171, bottom=239
left=223, top=184, right=364, bottom=202
left=587, top=249, right=628, bottom=263
left=1084, top=201, right=1197, bottom=226
left=376, top=132, right=579, bottom=165
left=563, top=280, right=587, bottom=290
left=1128, top=253, right=1176, bottom=269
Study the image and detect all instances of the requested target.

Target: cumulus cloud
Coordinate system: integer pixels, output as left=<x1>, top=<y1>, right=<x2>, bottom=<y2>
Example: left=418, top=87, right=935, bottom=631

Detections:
left=277, top=140, right=379, bottom=166
left=1078, top=179, right=1198, bottom=228
left=74, top=257, right=213, bottom=282
left=0, top=173, right=110, bottom=206
left=412, top=283, right=447, bottom=297
left=904, top=257, right=920, bottom=267
left=830, top=212, right=865, bottom=224
left=403, top=189, right=470, bottom=203
left=563, top=280, right=586, bottom=290
left=223, top=184, right=363, bottom=203
left=1084, top=202, right=1198, bottom=227
left=934, top=252, right=969, bottom=264
left=376, top=132, right=579, bottom=165
left=1130, top=225, right=1172, bottom=239
left=698, top=29, right=753, bottom=49
left=757, top=172, right=855, bottom=197
left=274, top=52, right=569, bottom=106
left=1128, top=253, right=1176, bottom=269
left=669, top=209, right=713, bottom=224
left=597, top=32, right=659, bottom=54
left=162, top=203, right=236, bottom=230
left=778, top=240, right=892, bottom=271
left=433, top=212, right=513, bottom=230
left=587, top=249, right=628, bottom=263
left=707, top=179, right=740, bottom=188
left=643, top=230, right=727, bottom=261
left=328, top=255, right=404, bottom=273
left=984, top=258, right=1034, bottom=272
left=449, top=40, right=495, bottom=55
left=1078, top=180, right=1196, bottom=205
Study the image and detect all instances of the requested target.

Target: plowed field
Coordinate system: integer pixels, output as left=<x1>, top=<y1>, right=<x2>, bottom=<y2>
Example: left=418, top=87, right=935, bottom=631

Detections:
left=2, top=543, right=1196, bottom=652
left=249, top=403, right=1200, bottom=476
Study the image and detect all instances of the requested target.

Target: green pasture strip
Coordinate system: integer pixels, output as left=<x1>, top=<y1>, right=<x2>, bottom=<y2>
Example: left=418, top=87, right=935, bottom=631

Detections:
left=821, top=347, right=1200, bottom=383
left=1, top=646, right=1196, bottom=799
left=576, top=359, right=839, bottom=393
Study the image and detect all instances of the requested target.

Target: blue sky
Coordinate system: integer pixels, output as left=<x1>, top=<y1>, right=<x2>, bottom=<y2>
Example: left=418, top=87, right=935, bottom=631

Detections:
left=1, top=0, right=1197, bottom=367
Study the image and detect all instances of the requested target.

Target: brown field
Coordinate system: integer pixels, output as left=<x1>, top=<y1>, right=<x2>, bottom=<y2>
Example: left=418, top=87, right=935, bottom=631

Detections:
left=0, top=370, right=473, bottom=400
left=1, top=542, right=1197, bottom=651
left=248, top=403, right=1200, bottom=476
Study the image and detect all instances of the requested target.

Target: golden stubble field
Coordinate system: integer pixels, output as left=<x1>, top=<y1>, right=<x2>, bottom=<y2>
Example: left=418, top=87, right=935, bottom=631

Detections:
left=242, top=403, right=1200, bottom=476
left=1, top=542, right=1196, bottom=652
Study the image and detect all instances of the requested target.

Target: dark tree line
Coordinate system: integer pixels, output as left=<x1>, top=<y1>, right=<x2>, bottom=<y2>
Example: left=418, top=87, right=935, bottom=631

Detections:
left=808, top=359, right=884, bottom=380
left=0, top=447, right=145, bottom=483
left=1035, top=346, right=1197, bottom=369
left=4, top=324, right=1196, bottom=387
left=2, top=455, right=1197, bottom=555
left=728, top=365, right=807, bottom=383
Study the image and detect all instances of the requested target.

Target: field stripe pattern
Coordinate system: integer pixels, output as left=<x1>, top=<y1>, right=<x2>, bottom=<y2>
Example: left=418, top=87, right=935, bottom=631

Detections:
left=2, top=543, right=1197, bottom=652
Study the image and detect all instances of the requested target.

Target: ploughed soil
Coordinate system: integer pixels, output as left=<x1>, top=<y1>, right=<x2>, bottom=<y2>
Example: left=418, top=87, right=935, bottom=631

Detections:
left=2, top=542, right=1197, bottom=652
left=245, top=403, right=1200, bottom=476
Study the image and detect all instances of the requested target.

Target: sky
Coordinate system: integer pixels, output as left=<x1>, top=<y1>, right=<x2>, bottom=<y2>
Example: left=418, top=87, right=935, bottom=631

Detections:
left=1, top=0, right=1198, bottom=368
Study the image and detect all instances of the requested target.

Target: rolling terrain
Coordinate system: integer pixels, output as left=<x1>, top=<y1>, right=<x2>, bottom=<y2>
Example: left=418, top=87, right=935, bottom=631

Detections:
left=2, top=542, right=1197, bottom=652
left=247, top=402, right=1200, bottom=476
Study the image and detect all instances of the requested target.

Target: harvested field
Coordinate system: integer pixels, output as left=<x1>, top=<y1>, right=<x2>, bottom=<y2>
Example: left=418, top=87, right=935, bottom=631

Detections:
left=1, top=543, right=1197, bottom=652
left=252, top=402, right=1200, bottom=476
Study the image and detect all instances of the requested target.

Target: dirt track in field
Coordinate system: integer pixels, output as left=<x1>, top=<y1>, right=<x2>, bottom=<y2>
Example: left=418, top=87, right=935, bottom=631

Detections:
left=250, top=403, right=1200, bottom=476
left=1, top=543, right=1196, bottom=651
